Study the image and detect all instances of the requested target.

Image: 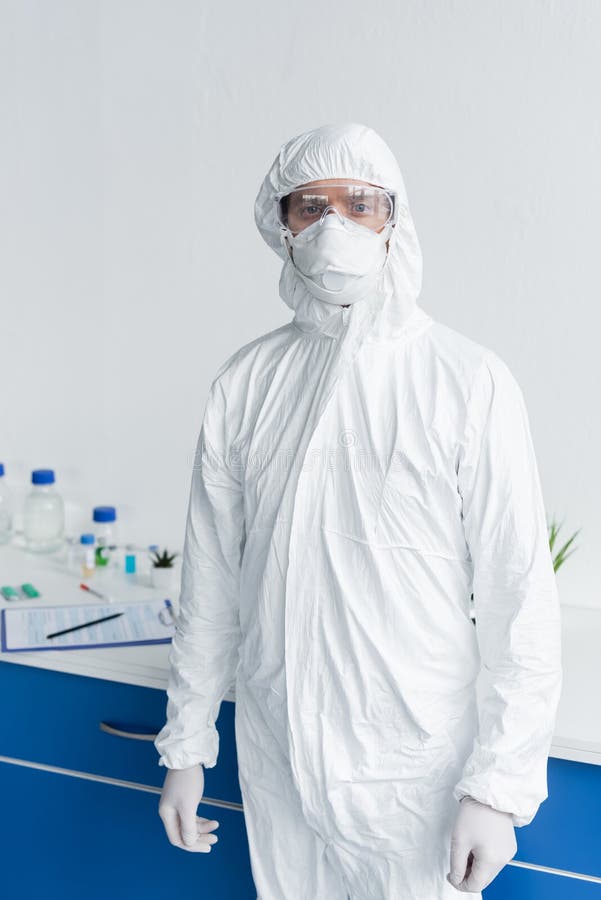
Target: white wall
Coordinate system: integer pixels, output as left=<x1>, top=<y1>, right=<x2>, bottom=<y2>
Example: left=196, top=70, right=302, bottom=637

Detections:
left=1, top=0, right=599, bottom=606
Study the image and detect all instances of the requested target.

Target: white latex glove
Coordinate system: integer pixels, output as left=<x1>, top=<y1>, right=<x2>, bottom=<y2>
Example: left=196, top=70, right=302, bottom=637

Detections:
left=447, top=796, right=518, bottom=892
left=158, top=764, right=220, bottom=852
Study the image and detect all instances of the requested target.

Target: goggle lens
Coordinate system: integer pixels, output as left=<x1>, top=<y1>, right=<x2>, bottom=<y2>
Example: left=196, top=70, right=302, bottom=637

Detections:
left=276, top=183, right=396, bottom=232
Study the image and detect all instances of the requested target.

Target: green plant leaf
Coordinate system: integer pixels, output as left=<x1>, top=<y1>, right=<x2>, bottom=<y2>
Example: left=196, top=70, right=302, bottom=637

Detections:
left=547, top=519, right=580, bottom=573
left=151, top=547, right=179, bottom=568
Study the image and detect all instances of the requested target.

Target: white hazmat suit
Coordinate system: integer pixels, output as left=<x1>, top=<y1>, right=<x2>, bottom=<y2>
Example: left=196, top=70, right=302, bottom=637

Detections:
left=155, top=122, right=563, bottom=900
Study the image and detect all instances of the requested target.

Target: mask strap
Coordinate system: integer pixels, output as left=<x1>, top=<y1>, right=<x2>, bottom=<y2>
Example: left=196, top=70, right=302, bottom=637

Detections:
left=279, top=228, right=294, bottom=262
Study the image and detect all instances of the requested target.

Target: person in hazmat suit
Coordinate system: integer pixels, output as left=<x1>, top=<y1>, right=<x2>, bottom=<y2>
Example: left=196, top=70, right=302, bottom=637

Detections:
left=155, top=122, right=563, bottom=900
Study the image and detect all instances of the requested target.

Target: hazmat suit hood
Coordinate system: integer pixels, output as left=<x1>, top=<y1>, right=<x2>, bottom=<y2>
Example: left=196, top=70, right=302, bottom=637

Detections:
left=254, top=122, right=424, bottom=339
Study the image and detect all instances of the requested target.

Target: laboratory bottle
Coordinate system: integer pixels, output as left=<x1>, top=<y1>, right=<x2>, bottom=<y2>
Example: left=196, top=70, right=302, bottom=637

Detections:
left=92, top=506, right=118, bottom=570
left=0, top=463, right=13, bottom=545
left=80, top=533, right=96, bottom=578
left=23, top=469, right=65, bottom=553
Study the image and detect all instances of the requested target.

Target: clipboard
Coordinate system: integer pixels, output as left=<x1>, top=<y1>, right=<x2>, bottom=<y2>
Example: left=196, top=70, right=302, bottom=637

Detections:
left=0, top=598, right=177, bottom=653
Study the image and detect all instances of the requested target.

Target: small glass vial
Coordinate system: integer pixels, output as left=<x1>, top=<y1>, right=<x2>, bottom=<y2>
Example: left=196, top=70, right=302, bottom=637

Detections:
left=124, top=545, right=137, bottom=578
left=23, top=468, right=65, bottom=553
left=80, top=533, right=96, bottom=578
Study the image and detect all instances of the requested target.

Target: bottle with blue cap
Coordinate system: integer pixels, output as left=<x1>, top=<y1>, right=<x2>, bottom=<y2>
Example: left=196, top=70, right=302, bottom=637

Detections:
left=0, top=463, right=13, bottom=545
left=23, top=469, right=65, bottom=553
left=92, top=505, right=119, bottom=570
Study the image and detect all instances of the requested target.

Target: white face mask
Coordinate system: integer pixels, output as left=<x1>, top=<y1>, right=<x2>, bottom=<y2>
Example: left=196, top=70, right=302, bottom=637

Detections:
left=282, top=211, right=393, bottom=305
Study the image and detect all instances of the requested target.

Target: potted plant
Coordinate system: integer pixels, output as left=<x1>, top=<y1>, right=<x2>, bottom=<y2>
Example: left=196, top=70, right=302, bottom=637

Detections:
left=150, top=547, right=179, bottom=590
left=548, top=518, right=580, bottom=573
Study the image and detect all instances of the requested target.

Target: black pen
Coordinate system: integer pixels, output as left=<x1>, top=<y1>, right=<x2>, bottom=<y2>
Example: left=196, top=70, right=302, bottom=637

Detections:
left=46, top=611, right=124, bottom=640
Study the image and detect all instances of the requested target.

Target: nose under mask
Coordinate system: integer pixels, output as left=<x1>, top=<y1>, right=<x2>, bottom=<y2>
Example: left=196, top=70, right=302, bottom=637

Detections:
left=282, top=211, right=393, bottom=306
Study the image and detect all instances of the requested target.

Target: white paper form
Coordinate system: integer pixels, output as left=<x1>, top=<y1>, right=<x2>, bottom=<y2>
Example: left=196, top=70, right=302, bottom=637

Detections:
left=0, top=599, right=176, bottom=652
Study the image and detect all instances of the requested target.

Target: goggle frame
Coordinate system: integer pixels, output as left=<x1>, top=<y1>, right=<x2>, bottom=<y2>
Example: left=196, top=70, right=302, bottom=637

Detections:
left=274, top=182, right=400, bottom=233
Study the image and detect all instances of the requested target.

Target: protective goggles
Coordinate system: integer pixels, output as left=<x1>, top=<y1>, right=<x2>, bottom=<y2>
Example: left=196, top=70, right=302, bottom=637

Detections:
left=275, top=183, right=397, bottom=233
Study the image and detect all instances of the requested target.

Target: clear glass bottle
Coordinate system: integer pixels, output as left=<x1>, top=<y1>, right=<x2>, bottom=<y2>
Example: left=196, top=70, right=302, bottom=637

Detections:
left=92, top=506, right=118, bottom=570
left=23, top=468, right=65, bottom=553
left=0, top=463, right=13, bottom=545
left=80, top=533, right=96, bottom=578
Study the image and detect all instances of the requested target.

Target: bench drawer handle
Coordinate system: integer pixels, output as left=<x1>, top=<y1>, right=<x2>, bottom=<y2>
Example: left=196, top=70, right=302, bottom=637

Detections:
left=99, top=721, right=159, bottom=742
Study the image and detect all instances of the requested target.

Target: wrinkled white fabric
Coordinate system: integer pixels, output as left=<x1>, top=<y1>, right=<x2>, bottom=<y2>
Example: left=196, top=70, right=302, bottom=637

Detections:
left=154, top=122, right=563, bottom=900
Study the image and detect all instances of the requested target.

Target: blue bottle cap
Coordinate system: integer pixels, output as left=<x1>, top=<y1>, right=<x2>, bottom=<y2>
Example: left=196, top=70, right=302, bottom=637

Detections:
left=93, top=505, right=117, bottom=523
left=0, top=463, right=4, bottom=476
left=80, top=533, right=95, bottom=544
left=32, top=469, right=55, bottom=485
